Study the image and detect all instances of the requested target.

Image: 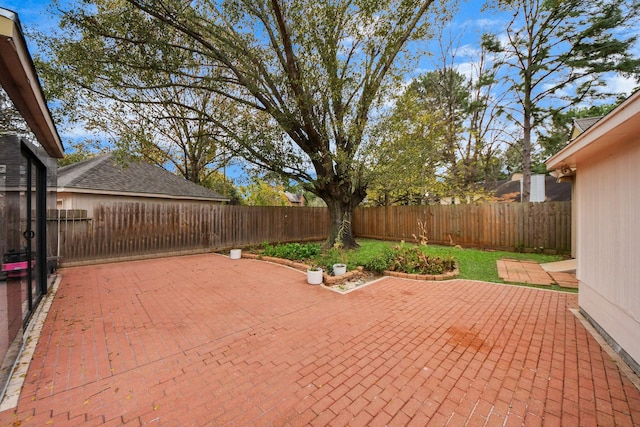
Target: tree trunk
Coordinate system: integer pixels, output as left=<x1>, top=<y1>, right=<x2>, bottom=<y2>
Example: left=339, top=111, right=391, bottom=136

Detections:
left=522, top=110, right=532, bottom=203
left=324, top=198, right=359, bottom=250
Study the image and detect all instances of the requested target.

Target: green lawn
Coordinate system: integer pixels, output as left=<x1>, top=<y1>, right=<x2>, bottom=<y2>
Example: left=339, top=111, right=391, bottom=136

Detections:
left=339, top=238, right=565, bottom=285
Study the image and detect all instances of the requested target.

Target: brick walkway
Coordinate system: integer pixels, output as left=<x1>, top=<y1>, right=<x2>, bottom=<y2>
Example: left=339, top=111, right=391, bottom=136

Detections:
left=1, top=253, right=638, bottom=426
left=497, top=259, right=579, bottom=289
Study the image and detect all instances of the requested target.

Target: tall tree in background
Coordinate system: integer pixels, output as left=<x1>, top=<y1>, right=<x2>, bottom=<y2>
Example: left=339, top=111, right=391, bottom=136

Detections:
left=460, top=35, right=509, bottom=193
left=42, top=0, right=445, bottom=249
left=240, top=177, right=290, bottom=206
left=366, top=83, right=444, bottom=205
left=538, top=103, right=618, bottom=160
left=417, top=69, right=470, bottom=196
left=429, top=38, right=508, bottom=199
left=369, top=36, right=508, bottom=205
left=484, top=0, right=640, bottom=201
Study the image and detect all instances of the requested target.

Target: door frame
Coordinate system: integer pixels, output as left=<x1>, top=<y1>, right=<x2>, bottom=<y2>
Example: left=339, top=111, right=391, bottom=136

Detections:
left=20, top=141, right=48, bottom=328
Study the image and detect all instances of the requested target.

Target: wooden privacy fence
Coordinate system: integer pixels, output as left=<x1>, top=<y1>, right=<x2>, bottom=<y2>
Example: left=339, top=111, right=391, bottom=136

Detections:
left=353, top=202, right=571, bottom=253
left=53, top=200, right=571, bottom=265
left=54, top=203, right=330, bottom=265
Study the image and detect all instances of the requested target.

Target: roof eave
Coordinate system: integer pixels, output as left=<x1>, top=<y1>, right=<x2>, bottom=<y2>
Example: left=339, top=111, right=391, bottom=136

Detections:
left=57, top=187, right=230, bottom=202
left=546, top=90, right=640, bottom=171
left=0, top=8, right=64, bottom=158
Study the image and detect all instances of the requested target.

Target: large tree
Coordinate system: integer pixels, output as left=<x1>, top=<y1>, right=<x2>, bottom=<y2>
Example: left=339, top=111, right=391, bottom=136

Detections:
left=484, top=0, right=640, bottom=201
left=0, top=87, right=33, bottom=141
left=366, top=82, right=444, bottom=206
left=38, top=30, right=238, bottom=188
left=43, top=0, right=444, bottom=249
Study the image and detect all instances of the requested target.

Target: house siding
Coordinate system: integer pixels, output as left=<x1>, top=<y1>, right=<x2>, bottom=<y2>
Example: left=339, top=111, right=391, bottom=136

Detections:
left=57, top=192, right=226, bottom=217
left=576, top=142, right=640, bottom=369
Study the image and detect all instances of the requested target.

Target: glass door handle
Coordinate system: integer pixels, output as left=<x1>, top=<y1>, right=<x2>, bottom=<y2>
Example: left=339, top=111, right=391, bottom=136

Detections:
left=23, top=230, right=35, bottom=239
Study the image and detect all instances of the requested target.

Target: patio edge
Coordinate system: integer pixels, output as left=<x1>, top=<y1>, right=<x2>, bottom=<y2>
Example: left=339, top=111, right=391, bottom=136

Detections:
left=0, top=275, right=62, bottom=411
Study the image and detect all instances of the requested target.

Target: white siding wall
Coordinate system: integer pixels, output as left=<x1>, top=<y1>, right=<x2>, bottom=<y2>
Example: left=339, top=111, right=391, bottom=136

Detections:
left=576, top=142, right=640, bottom=366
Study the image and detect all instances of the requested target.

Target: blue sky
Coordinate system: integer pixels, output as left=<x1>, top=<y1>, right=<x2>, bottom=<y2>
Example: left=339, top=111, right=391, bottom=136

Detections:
left=3, top=0, right=639, bottom=170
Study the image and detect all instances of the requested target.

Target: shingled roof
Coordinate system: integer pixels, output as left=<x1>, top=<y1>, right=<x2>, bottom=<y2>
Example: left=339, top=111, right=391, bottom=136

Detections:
left=570, top=116, right=602, bottom=140
left=58, top=154, right=229, bottom=202
left=494, top=175, right=571, bottom=202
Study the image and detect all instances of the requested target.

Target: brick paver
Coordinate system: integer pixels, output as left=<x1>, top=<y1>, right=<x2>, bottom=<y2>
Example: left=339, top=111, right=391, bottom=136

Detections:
left=1, top=253, right=638, bottom=426
left=548, top=272, right=579, bottom=289
left=497, top=259, right=579, bottom=288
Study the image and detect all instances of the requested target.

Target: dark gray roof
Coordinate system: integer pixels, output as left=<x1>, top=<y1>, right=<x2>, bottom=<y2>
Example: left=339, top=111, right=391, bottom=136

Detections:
left=574, top=116, right=601, bottom=133
left=284, top=192, right=305, bottom=204
left=494, top=175, right=571, bottom=202
left=58, top=154, right=229, bottom=201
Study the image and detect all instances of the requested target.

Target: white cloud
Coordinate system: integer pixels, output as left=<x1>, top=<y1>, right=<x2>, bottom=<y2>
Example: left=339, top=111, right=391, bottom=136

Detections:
left=473, top=18, right=503, bottom=29
left=455, top=62, right=474, bottom=80
left=455, top=44, right=481, bottom=59
left=602, top=74, right=639, bottom=97
left=59, top=121, right=109, bottom=142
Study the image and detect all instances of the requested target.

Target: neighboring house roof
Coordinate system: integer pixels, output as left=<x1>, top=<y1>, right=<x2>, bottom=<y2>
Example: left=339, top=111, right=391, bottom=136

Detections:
left=547, top=90, right=640, bottom=170
left=284, top=192, right=305, bottom=205
left=570, top=116, right=602, bottom=140
left=494, top=175, right=571, bottom=202
left=0, top=8, right=63, bottom=157
left=58, top=154, right=229, bottom=202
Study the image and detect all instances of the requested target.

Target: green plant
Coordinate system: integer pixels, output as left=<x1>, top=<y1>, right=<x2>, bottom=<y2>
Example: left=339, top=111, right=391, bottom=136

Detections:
left=388, top=243, right=456, bottom=275
left=362, top=247, right=395, bottom=274
left=316, top=249, right=340, bottom=273
left=262, top=242, right=321, bottom=261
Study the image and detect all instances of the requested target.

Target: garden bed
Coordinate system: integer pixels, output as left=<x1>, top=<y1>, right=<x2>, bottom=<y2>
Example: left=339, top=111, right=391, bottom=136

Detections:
left=231, top=239, right=562, bottom=290
left=240, top=251, right=459, bottom=291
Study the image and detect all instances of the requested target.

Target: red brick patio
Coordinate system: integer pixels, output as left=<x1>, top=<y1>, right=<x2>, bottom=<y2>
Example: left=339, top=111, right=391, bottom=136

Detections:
left=0, top=253, right=638, bottom=426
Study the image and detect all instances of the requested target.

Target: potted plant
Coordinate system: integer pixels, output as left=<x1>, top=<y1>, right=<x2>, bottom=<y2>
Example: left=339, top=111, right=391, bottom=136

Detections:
left=331, top=214, right=350, bottom=276
left=332, top=263, right=347, bottom=276
left=307, top=266, right=323, bottom=285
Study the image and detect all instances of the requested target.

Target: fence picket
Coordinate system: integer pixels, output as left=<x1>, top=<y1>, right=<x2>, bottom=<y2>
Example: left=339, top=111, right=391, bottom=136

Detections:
left=352, top=202, right=571, bottom=253
left=53, top=201, right=571, bottom=265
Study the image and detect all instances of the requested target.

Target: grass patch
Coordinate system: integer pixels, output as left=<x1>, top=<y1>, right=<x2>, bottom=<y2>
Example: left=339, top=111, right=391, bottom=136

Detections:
left=258, top=239, right=569, bottom=288
left=333, top=239, right=564, bottom=284
left=345, top=239, right=562, bottom=283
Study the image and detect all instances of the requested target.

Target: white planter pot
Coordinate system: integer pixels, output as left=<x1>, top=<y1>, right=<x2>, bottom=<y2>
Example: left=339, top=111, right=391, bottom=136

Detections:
left=230, top=249, right=242, bottom=259
left=333, top=263, right=347, bottom=276
left=307, top=269, right=323, bottom=285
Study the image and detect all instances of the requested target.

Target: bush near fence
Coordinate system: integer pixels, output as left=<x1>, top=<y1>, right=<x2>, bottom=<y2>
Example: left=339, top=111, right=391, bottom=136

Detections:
left=53, top=201, right=571, bottom=265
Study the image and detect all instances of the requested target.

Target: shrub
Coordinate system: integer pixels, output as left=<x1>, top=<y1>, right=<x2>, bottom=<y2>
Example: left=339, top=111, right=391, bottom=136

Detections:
left=262, top=242, right=321, bottom=261
left=388, top=244, right=456, bottom=275
left=363, top=247, right=395, bottom=275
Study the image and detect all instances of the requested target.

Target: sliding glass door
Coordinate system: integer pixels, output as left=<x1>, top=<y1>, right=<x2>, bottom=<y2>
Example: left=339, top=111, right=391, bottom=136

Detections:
left=0, top=139, right=48, bottom=393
